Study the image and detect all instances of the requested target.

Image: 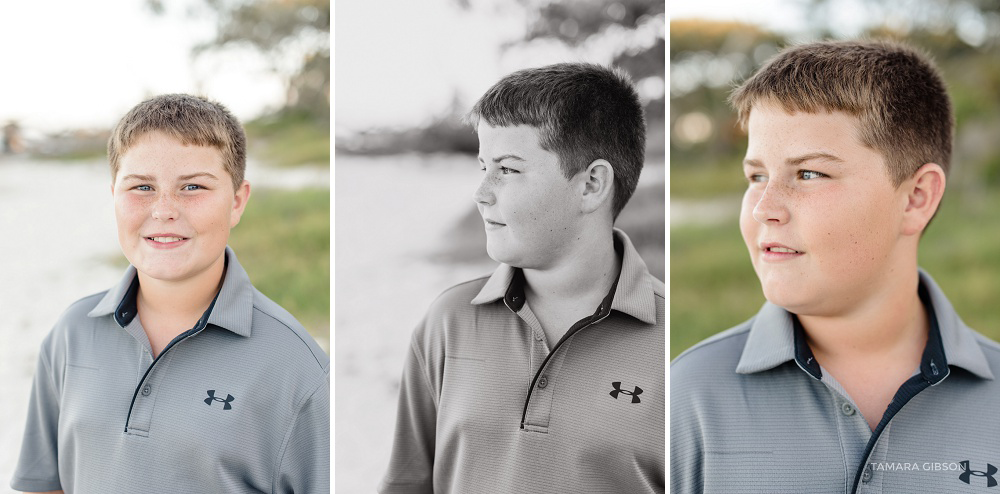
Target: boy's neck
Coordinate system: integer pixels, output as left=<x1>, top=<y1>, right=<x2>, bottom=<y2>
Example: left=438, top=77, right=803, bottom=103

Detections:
left=798, top=268, right=927, bottom=362
left=521, top=229, right=620, bottom=315
left=136, top=253, right=227, bottom=322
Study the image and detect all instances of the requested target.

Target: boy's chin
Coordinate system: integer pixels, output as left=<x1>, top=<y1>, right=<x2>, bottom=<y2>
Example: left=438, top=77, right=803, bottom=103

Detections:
left=760, top=283, right=817, bottom=314
left=485, top=243, right=529, bottom=269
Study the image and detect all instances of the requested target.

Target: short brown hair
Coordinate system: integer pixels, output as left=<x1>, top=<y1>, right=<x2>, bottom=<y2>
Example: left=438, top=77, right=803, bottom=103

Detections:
left=730, top=39, right=952, bottom=186
left=108, top=94, right=246, bottom=190
left=468, top=63, right=646, bottom=219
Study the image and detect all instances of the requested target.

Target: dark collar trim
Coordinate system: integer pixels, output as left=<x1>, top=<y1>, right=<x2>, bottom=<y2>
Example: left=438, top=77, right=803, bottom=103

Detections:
left=917, top=281, right=948, bottom=384
left=504, top=268, right=527, bottom=312
left=114, top=276, right=141, bottom=327
left=792, top=316, right=822, bottom=380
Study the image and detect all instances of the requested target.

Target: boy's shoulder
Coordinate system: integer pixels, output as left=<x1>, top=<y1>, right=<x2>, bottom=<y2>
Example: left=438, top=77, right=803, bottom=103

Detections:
left=415, top=274, right=495, bottom=334
left=670, top=317, right=755, bottom=381
left=249, top=287, right=329, bottom=372
left=47, top=290, right=112, bottom=337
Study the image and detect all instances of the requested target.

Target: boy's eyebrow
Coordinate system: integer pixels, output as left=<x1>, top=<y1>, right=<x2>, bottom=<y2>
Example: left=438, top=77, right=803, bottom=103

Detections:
left=478, top=154, right=526, bottom=164
left=120, top=172, right=220, bottom=182
left=178, top=172, right=220, bottom=181
left=742, top=152, right=845, bottom=168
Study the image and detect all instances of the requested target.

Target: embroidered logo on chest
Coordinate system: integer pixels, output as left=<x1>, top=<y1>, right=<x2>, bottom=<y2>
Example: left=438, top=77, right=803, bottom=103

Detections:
left=205, top=390, right=235, bottom=410
left=609, top=381, right=642, bottom=403
left=959, top=461, right=998, bottom=487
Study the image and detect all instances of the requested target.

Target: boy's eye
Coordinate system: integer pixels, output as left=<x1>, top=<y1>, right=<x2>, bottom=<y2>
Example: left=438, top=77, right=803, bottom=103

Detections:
left=500, top=166, right=518, bottom=175
left=183, top=184, right=202, bottom=191
left=799, top=170, right=827, bottom=180
left=747, top=173, right=766, bottom=183
left=135, top=185, right=152, bottom=191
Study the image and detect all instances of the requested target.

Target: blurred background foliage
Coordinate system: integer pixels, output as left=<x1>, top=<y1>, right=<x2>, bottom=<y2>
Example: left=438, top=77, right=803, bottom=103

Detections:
left=671, top=0, right=1000, bottom=358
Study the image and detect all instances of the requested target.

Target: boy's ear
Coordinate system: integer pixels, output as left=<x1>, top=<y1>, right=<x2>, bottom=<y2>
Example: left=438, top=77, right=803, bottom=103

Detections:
left=230, top=180, right=252, bottom=228
left=901, top=162, right=946, bottom=236
left=580, top=159, right=614, bottom=214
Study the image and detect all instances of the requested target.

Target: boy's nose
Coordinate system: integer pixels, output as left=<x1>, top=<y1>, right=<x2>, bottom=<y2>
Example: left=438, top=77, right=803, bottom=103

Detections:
left=151, top=195, right=180, bottom=221
left=473, top=175, right=496, bottom=206
left=751, top=185, right=790, bottom=225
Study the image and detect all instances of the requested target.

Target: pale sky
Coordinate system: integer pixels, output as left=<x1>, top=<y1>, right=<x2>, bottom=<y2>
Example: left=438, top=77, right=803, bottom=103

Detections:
left=0, top=1, right=286, bottom=133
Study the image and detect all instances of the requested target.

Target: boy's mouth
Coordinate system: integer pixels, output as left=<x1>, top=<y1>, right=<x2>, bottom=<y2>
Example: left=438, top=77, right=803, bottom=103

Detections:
left=144, top=234, right=190, bottom=247
left=760, top=243, right=803, bottom=260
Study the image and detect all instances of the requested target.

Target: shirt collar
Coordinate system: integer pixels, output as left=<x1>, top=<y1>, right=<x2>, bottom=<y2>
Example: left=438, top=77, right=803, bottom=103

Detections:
left=469, top=228, right=658, bottom=325
left=87, top=246, right=255, bottom=337
left=736, top=269, right=994, bottom=381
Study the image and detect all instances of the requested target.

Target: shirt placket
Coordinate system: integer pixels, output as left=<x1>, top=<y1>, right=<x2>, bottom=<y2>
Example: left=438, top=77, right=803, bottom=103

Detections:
left=517, top=306, right=570, bottom=432
left=820, top=373, right=872, bottom=485
left=855, top=424, right=890, bottom=494
left=124, top=320, right=166, bottom=437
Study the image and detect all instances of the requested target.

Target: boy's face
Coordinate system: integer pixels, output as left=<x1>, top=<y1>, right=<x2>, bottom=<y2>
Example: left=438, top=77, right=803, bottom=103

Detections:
left=474, top=122, right=583, bottom=269
left=113, top=131, right=250, bottom=284
left=740, top=104, right=910, bottom=316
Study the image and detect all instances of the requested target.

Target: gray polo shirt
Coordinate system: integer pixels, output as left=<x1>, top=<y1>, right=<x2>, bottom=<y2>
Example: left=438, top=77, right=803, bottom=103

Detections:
left=378, top=229, right=665, bottom=494
left=11, top=247, right=330, bottom=493
left=671, top=270, right=1000, bottom=493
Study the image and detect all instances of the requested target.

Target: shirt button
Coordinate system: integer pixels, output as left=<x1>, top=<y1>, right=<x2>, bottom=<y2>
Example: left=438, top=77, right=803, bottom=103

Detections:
left=841, top=402, right=856, bottom=416
left=537, top=375, right=548, bottom=389
left=142, top=384, right=151, bottom=396
left=862, top=464, right=873, bottom=483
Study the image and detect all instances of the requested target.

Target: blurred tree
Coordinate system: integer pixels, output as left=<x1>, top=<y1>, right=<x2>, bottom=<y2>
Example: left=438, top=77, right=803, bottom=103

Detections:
left=147, top=0, right=330, bottom=121
left=669, top=20, right=782, bottom=163
left=802, top=0, right=1000, bottom=48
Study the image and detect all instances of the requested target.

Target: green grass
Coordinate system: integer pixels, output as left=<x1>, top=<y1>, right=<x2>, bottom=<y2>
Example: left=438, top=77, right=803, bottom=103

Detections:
left=230, top=188, right=330, bottom=346
left=245, top=110, right=330, bottom=167
left=670, top=188, right=1000, bottom=359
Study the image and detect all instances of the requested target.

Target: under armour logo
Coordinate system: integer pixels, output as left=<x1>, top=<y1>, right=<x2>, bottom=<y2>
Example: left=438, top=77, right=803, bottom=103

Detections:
left=204, top=390, right=235, bottom=410
left=960, top=460, right=998, bottom=487
left=609, top=381, right=642, bottom=403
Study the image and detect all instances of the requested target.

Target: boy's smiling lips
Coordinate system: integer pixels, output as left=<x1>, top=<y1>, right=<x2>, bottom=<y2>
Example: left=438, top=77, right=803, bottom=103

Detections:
left=759, top=242, right=804, bottom=261
left=143, top=233, right=191, bottom=249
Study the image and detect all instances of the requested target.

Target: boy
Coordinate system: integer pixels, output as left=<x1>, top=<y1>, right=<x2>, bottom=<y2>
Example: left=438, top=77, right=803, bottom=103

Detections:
left=378, top=64, right=665, bottom=493
left=671, top=40, right=1000, bottom=492
left=10, top=94, right=329, bottom=493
